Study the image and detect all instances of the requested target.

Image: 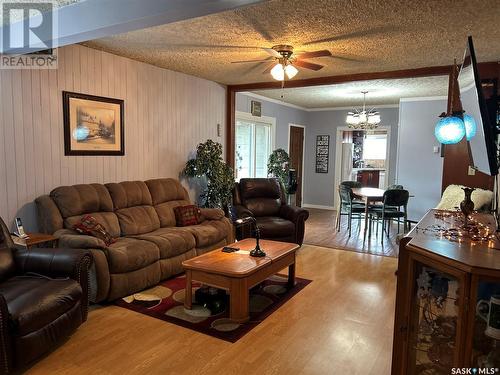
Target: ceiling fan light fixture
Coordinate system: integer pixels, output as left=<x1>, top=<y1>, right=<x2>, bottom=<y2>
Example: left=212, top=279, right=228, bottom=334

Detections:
left=270, top=63, right=285, bottom=81
left=284, top=64, right=298, bottom=79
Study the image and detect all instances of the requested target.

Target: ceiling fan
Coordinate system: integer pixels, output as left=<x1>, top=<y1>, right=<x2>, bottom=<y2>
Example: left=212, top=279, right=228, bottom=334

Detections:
left=231, top=44, right=332, bottom=81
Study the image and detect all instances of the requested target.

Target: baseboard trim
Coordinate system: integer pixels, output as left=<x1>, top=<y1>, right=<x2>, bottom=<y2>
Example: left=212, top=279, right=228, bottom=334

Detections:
left=302, top=204, right=336, bottom=211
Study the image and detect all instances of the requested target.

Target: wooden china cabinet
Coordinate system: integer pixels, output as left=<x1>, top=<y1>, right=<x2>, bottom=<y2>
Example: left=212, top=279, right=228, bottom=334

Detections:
left=392, top=209, right=500, bottom=374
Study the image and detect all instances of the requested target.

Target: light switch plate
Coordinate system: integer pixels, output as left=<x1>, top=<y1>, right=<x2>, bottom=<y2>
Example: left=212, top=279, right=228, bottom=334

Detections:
left=433, top=146, right=440, bottom=154
left=468, top=166, right=476, bottom=176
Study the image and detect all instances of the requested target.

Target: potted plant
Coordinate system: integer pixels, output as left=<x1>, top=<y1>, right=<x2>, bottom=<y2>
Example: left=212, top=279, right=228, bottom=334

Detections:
left=267, top=148, right=290, bottom=189
left=183, top=140, right=234, bottom=209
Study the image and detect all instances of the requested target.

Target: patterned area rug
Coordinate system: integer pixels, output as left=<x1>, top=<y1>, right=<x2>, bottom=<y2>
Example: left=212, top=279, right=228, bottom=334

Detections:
left=115, top=274, right=311, bottom=342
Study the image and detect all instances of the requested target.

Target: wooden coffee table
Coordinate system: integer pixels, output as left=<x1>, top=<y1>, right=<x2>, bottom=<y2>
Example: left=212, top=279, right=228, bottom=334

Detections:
left=182, top=239, right=299, bottom=323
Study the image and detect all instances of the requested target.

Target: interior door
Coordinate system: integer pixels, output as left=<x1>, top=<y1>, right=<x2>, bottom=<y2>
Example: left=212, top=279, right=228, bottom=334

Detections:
left=289, top=125, right=304, bottom=206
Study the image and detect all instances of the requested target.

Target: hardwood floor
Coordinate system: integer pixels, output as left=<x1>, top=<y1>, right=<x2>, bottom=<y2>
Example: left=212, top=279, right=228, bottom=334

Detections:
left=27, top=245, right=398, bottom=375
left=304, top=208, right=402, bottom=257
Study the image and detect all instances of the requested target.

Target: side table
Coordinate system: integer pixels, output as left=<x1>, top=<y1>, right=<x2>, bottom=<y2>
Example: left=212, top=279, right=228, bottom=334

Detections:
left=11, top=233, right=58, bottom=249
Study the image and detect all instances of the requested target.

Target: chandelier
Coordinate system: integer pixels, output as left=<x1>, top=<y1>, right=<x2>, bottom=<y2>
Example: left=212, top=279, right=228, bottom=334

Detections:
left=346, top=91, right=381, bottom=130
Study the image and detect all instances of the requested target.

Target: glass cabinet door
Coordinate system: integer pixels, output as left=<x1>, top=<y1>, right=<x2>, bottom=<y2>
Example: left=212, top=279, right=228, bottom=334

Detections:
left=407, top=260, right=464, bottom=375
left=470, top=278, right=500, bottom=369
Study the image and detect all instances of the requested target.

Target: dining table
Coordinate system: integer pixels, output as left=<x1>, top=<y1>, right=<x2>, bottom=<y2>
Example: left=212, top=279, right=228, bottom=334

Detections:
left=351, top=187, right=385, bottom=240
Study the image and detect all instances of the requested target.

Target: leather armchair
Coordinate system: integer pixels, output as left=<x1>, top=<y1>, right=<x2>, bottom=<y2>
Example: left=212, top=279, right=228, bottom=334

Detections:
left=232, top=178, right=309, bottom=245
left=0, top=217, right=92, bottom=374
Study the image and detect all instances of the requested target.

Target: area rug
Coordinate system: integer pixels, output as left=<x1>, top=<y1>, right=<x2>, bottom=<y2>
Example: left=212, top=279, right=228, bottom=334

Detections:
left=115, top=274, right=311, bottom=342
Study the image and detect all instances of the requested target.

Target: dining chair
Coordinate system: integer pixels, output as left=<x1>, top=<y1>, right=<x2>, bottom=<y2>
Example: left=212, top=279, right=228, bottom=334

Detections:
left=387, top=184, right=404, bottom=190
left=371, top=189, right=410, bottom=243
left=336, top=184, right=366, bottom=236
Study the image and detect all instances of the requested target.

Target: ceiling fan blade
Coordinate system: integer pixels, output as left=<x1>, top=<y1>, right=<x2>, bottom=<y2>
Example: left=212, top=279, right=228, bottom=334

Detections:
left=296, top=50, right=332, bottom=59
left=231, top=57, right=273, bottom=64
left=293, top=60, right=324, bottom=71
left=331, top=54, right=363, bottom=62
left=242, top=61, right=272, bottom=76
left=262, top=48, right=281, bottom=58
left=262, top=63, right=275, bottom=74
left=303, top=26, right=399, bottom=46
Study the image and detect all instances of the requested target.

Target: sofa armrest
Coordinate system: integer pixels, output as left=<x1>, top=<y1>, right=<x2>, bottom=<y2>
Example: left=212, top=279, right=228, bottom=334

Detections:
left=279, top=205, right=309, bottom=223
left=14, top=247, right=92, bottom=281
left=233, top=205, right=254, bottom=220
left=54, top=229, right=107, bottom=250
left=14, top=247, right=93, bottom=321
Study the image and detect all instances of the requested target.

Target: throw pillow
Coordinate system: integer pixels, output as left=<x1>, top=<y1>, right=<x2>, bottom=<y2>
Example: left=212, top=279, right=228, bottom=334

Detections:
left=174, top=205, right=201, bottom=226
left=73, top=215, right=116, bottom=246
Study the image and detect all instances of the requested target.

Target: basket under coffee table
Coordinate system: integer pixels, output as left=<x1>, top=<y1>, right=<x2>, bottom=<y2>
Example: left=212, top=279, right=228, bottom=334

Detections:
left=182, top=238, right=299, bottom=323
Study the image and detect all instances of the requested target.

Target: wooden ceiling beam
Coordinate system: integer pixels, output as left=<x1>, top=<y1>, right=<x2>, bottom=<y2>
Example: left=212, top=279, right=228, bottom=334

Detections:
left=228, top=62, right=498, bottom=92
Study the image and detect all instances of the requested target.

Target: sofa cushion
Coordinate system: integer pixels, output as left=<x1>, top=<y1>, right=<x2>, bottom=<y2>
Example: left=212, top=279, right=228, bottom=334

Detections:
left=115, top=206, right=160, bottom=236
left=106, top=181, right=160, bottom=235
left=0, top=276, right=82, bottom=336
left=255, top=216, right=295, bottom=238
left=185, top=221, right=229, bottom=248
left=51, top=184, right=113, bottom=218
left=106, top=237, right=160, bottom=273
left=153, top=200, right=192, bottom=227
left=145, top=178, right=191, bottom=227
left=64, top=212, right=121, bottom=238
left=106, top=181, right=153, bottom=209
left=146, top=178, right=189, bottom=205
left=131, top=227, right=196, bottom=259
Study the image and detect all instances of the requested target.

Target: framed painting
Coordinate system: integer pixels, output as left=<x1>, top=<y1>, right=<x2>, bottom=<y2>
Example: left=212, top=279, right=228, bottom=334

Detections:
left=63, top=91, right=124, bottom=155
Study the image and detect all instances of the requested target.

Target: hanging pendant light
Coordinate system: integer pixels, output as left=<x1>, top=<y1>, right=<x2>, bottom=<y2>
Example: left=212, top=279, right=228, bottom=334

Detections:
left=434, top=60, right=466, bottom=144
left=463, top=113, right=477, bottom=140
left=435, top=116, right=466, bottom=144
left=346, top=91, right=381, bottom=130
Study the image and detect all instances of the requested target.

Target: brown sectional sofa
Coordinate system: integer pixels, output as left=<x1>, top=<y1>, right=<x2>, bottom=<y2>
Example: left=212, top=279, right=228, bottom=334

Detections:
left=35, top=178, right=234, bottom=302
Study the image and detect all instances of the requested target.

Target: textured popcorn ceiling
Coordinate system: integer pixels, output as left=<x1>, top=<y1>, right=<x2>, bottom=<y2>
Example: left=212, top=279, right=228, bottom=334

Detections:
left=83, top=0, right=500, bottom=85
left=252, top=76, right=450, bottom=108
left=0, top=0, right=82, bottom=26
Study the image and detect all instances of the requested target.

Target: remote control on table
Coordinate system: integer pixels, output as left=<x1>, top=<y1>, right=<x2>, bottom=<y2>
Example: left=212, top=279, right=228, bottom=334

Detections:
left=222, top=246, right=239, bottom=253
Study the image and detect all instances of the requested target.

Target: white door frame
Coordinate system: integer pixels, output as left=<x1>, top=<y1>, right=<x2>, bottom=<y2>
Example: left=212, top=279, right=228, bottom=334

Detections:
left=287, top=123, right=306, bottom=204
left=235, top=111, right=277, bottom=178
left=235, top=111, right=276, bottom=150
left=333, top=126, right=391, bottom=208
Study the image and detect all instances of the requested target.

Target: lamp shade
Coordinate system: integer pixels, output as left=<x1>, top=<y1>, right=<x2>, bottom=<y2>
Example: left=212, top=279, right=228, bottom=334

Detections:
left=270, top=63, right=284, bottom=81
left=463, top=114, right=477, bottom=141
left=284, top=64, right=298, bottom=79
left=434, top=116, right=466, bottom=144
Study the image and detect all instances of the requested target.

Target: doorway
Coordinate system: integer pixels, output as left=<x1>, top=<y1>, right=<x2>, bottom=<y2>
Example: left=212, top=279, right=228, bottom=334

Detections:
left=333, top=127, right=391, bottom=208
left=288, top=124, right=305, bottom=207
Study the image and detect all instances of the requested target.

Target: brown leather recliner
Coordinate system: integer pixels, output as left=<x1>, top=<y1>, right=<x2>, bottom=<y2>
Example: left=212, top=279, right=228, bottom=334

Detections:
left=232, top=178, right=309, bottom=245
left=0, top=217, right=92, bottom=374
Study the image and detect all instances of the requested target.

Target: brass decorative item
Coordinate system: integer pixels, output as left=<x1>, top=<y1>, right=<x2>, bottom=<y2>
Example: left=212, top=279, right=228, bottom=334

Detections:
left=460, top=187, right=475, bottom=223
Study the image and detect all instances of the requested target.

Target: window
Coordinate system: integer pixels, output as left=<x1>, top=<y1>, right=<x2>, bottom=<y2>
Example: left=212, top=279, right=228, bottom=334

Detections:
left=363, top=134, right=387, bottom=160
left=235, top=114, right=273, bottom=180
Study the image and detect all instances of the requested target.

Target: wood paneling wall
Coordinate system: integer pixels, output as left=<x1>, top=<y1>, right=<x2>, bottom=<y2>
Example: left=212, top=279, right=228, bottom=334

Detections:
left=0, top=44, right=226, bottom=230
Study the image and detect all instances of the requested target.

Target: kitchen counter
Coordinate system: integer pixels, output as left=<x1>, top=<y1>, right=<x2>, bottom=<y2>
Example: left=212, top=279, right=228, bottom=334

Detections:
left=352, top=168, right=386, bottom=171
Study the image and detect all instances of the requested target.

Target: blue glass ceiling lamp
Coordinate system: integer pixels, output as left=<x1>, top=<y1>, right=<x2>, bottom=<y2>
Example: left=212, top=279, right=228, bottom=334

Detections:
left=435, top=60, right=466, bottom=144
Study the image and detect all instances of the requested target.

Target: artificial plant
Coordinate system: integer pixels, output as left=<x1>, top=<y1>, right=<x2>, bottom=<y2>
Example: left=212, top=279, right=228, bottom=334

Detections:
left=183, top=139, right=234, bottom=208
left=267, top=148, right=290, bottom=188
